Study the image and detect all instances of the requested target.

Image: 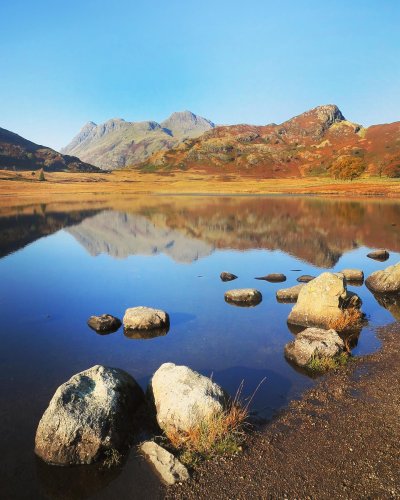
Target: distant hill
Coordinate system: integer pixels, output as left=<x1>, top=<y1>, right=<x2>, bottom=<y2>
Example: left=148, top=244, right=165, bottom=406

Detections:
left=61, top=111, right=215, bottom=170
left=0, top=127, right=100, bottom=172
left=135, top=105, right=400, bottom=178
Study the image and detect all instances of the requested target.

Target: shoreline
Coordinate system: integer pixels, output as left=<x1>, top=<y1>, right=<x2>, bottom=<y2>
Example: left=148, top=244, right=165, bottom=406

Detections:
left=164, top=322, right=400, bottom=499
left=1, top=170, right=400, bottom=209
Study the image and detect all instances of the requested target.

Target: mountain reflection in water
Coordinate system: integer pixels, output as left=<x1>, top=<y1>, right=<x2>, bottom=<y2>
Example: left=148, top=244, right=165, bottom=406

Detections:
left=1, top=196, right=400, bottom=266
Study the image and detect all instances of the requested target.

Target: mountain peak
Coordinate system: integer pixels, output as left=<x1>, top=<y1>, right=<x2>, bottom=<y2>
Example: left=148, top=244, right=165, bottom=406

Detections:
left=161, top=111, right=215, bottom=137
left=281, top=104, right=346, bottom=138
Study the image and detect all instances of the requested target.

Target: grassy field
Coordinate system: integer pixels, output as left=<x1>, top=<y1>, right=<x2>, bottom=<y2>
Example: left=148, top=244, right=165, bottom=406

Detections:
left=1, top=169, right=400, bottom=209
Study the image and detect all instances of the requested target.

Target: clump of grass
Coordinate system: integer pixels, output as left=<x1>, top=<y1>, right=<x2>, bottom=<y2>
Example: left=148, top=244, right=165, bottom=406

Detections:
left=306, top=352, right=350, bottom=373
left=102, top=448, right=122, bottom=468
left=329, top=307, right=363, bottom=332
left=165, top=379, right=265, bottom=467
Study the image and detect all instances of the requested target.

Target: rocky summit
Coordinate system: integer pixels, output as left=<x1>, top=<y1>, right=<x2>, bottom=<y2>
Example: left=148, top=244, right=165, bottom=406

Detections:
left=135, top=104, right=400, bottom=178
left=0, top=127, right=100, bottom=172
left=61, top=111, right=215, bottom=170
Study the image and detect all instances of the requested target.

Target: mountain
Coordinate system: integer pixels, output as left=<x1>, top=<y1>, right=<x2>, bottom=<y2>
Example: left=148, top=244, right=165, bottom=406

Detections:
left=0, top=127, right=100, bottom=172
left=135, top=105, right=400, bottom=178
left=61, top=111, right=215, bottom=170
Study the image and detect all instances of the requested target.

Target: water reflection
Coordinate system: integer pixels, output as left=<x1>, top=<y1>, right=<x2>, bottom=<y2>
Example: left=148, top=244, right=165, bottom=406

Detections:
left=1, top=196, right=400, bottom=266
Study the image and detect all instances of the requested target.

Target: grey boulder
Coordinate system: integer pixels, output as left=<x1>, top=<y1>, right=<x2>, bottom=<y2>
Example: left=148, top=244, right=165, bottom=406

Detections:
left=365, top=262, right=400, bottom=293
left=35, top=365, right=144, bottom=465
left=284, top=328, right=345, bottom=367
left=148, top=363, right=227, bottom=434
left=140, top=441, right=189, bottom=485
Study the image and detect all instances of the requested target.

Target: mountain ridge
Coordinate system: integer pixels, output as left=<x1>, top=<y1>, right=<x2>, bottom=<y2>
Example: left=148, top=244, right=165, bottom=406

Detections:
left=134, top=104, right=400, bottom=178
left=0, top=127, right=100, bottom=172
left=61, top=110, right=215, bottom=170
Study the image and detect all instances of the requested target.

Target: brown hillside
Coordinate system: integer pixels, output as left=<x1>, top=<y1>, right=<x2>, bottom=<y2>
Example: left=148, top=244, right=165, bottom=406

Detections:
left=133, top=105, right=400, bottom=178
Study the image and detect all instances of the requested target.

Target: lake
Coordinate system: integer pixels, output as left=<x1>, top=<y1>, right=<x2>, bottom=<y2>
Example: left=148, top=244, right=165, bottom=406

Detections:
left=1, top=195, right=399, bottom=499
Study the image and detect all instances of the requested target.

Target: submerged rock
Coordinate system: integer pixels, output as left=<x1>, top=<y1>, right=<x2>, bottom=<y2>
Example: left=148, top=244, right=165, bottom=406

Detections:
left=371, top=292, right=400, bottom=321
left=35, top=365, right=144, bottom=465
left=220, top=272, right=238, bottom=282
left=288, top=272, right=361, bottom=329
left=140, top=441, right=189, bottom=485
left=365, top=262, right=400, bottom=294
left=367, top=249, right=389, bottom=261
left=148, top=363, right=227, bottom=434
left=124, top=328, right=169, bottom=340
left=339, top=269, right=364, bottom=283
left=284, top=328, right=345, bottom=367
left=87, top=314, right=121, bottom=333
left=276, top=284, right=305, bottom=303
left=123, top=306, right=169, bottom=332
left=224, top=288, right=262, bottom=306
left=297, top=275, right=315, bottom=283
left=255, top=273, right=286, bottom=282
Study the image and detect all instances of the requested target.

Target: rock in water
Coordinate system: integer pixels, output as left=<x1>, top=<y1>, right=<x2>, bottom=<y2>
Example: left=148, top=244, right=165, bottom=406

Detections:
left=339, top=269, right=364, bottom=283
left=140, top=441, right=189, bottom=485
left=148, top=363, right=227, bottom=434
left=224, top=288, right=262, bottom=306
left=367, top=249, right=389, bottom=261
left=255, top=273, right=286, bottom=282
left=220, top=272, right=238, bottom=282
left=123, top=306, right=169, bottom=332
left=287, top=272, right=361, bottom=329
left=35, top=365, right=144, bottom=465
left=365, top=262, right=400, bottom=293
left=284, top=328, right=345, bottom=367
left=276, top=284, right=304, bottom=302
left=87, top=314, right=121, bottom=333
left=297, top=275, right=315, bottom=283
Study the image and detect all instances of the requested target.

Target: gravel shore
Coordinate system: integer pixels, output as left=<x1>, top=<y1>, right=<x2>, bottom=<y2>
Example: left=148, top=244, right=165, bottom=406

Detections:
left=163, top=322, right=400, bottom=499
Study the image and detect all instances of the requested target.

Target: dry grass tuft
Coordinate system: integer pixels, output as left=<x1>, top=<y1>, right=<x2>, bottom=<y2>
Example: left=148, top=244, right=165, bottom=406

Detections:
left=102, top=448, right=122, bottom=468
left=329, top=307, right=363, bottom=333
left=306, top=352, right=350, bottom=373
left=165, top=379, right=265, bottom=467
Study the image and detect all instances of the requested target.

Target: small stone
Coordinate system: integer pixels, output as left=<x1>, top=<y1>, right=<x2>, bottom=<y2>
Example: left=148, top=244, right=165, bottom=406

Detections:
left=140, top=441, right=189, bottom=485
left=276, top=284, right=305, bottom=302
left=224, top=288, right=262, bottom=306
left=123, top=306, right=169, bottom=332
left=297, top=275, right=315, bottom=283
left=87, top=314, right=121, bottom=333
left=255, top=273, right=286, bottom=282
left=339, top=269, right=364, bottom=282
left=367, top=249, right=389, bottom=261
left=220, top=272, right=238, bottom=282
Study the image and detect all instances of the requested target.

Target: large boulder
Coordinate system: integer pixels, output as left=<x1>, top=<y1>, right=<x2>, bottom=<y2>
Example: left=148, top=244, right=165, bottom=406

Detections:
left=365, top=262, right=400, bottom=294
left=148, top=363, right=227, bottom=434
left=276, top=284, right=304, bottom=303
left=287, top=272, right=361, bottom=329
left=140, top=441, right=189, bottom=485
left=224, top=288, right=262, bottom=306
left=284, top=328, right=345, bottom=367
left=123, top=306, right=169, bottom=332
left=35, top=365, right=144, bottom=465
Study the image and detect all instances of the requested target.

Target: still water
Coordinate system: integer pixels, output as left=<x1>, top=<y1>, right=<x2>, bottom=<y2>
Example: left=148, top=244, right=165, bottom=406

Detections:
left=0, top=196, right=399, bottom=499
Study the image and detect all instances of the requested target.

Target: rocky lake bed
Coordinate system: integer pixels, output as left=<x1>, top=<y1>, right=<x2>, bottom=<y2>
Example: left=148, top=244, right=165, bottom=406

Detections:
left=0, top=195, right=399, bottom=499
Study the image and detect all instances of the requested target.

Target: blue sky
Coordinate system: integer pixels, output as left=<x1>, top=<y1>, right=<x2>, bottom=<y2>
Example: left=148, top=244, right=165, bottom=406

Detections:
left=1, top=0, right=399, bottom=150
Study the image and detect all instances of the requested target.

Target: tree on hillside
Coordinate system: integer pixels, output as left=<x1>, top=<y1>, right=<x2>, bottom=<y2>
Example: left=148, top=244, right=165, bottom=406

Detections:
left=328, top=155, right=366, bottom=180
